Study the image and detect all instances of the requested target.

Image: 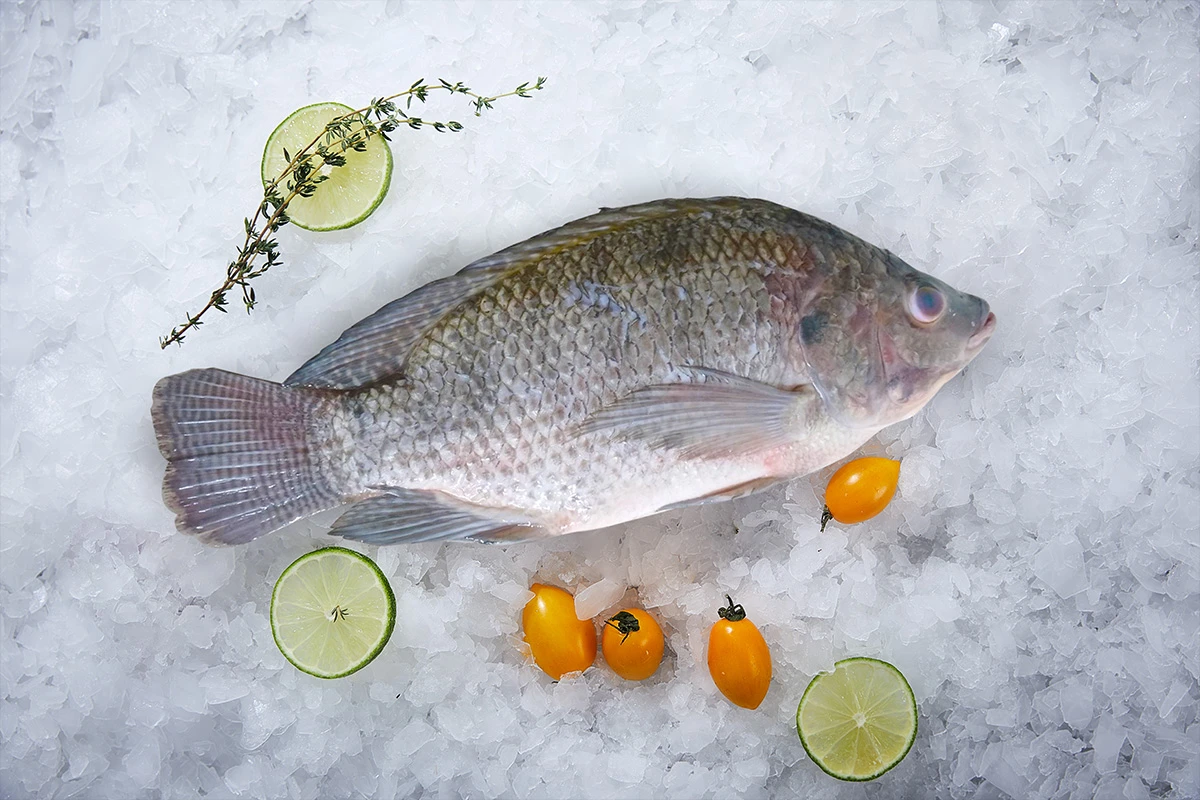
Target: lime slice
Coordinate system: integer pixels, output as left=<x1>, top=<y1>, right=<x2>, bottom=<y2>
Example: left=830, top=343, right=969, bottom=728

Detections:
left=796, top=657, right=918, bottom=782
left=270, top=547, right=396, bottom=679
left=261, top=102, right=393, bottom=231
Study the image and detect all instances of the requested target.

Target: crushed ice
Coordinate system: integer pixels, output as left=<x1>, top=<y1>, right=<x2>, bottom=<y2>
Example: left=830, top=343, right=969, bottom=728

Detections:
left=1, top=2, right=1197, bottom=798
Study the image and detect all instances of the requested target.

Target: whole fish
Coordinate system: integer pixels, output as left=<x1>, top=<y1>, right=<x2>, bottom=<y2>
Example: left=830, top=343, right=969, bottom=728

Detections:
left=153, top=197, right=995, bottom=546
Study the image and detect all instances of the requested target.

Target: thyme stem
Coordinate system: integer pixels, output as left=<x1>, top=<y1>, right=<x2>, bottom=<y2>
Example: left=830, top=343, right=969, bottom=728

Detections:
left=160, top=76, right=546, bottom=349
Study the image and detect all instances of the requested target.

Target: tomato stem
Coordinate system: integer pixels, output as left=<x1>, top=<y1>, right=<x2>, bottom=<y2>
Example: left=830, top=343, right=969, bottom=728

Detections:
left=820, top=506, right=833, bottom=532
left=604, top=611, right=641, bottom=643
left=717, top=595, right=746, bottom=622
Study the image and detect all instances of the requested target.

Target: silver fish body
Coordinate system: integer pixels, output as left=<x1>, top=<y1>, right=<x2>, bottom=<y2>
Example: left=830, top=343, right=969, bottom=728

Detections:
left=153, top=198, right=995, bottom=545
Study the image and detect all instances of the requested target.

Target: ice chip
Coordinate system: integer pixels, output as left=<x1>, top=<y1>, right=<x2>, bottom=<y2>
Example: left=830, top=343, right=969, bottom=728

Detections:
left=1092, top=714, right=1127, bottom=774
left=177, top=605, right=219, bottom=649
left=979, top=742, right=1028, bottom=799
left=607, top=750, right=649, bottom=784
left=1158, top=679, right=1190, bottom=719
left=973, top=485, right=1017, bottom=525
left=1059, top=680, right=1094, bottom=729
left=200, top=666, right=250, bottom=705
left=168, top=672, right=207, bottom=715
left=1032, top=533, right=1089, bottom=598
left=176, top=547, right=236, bottom=598
left=573, top=578, right=625, bottom=620
left=123, top=734, right=161, bottom=788
left=897, top=445, right=944, bottom=508
left=223, top=761, right=261, bottom=795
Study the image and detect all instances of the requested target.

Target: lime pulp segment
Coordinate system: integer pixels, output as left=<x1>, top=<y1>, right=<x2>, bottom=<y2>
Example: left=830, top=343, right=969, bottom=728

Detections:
left=796, top=657, right=918, bottom=782
left=260, top=101, right=393, bottom=231
left=270, top=547, right=396, bottom=679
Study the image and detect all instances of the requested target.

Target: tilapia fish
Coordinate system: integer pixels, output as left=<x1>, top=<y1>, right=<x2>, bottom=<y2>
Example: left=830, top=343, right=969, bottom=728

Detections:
left=153, top=197, right=995, bottom=546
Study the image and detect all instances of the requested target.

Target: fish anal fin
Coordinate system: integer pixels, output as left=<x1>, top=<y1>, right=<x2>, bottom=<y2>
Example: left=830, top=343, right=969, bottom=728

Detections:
left=465, top=524, right=560, bottom=545
left=579, top=367, right=813, bottom=459
left=657, top=475, right=784, bottom=513
left=329, top=487, right=548, bottom=545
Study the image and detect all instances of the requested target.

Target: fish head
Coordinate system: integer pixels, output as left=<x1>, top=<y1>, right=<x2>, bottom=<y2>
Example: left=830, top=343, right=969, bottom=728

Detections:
left=798, top=250, right=996, bottom=429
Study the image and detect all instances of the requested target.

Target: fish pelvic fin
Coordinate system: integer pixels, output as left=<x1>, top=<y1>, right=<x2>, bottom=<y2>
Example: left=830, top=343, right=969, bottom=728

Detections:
left=151, top=369, right=341, bottom=545
left=330, top=487, right=549, bottom=545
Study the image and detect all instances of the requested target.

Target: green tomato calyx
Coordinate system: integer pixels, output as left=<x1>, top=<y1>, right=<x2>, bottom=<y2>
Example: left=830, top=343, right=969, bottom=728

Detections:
left=717, top=595, right=747, bottom=622
left=605, top=611, right=642, bottom=643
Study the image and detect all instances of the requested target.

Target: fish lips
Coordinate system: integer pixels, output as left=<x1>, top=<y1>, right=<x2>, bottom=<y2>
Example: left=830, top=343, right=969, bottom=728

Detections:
left=967, top=310, right=997, bottom=353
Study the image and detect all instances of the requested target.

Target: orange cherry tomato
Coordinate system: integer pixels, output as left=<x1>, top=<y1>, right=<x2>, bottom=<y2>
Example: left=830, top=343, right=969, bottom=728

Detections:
left=522, top=583, right=596, bottom=680
left=707, top=595, right=771, bottom=709
left=601, top=609, right=665, bottom=681
left=821, top=457, right=901, bottom=531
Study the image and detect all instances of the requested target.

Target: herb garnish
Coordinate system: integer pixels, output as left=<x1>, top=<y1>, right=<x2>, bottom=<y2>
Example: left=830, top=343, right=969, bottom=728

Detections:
left=160, top=77, right=546, bottom=348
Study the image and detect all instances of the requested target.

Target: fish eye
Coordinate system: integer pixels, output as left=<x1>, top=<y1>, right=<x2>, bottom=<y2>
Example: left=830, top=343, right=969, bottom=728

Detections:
left=908, top=285, right=946, bottom=325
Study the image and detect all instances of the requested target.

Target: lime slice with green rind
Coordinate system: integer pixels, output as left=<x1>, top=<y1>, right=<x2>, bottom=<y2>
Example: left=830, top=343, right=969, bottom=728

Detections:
left=270, top=547, right=396, bottom=679
left=797, top=657, right=918, bottom=781
left=261, top=102, right=393, bottom=231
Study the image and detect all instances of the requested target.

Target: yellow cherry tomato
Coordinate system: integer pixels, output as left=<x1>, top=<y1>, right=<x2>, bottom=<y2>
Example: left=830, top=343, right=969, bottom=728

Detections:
left=707, top=595, right=772, bottom=709
left=601, top=609, right=665, bottom=681
left=821, top=456, right=901, bottom=531
left=522, top=583, right=596, bottom=680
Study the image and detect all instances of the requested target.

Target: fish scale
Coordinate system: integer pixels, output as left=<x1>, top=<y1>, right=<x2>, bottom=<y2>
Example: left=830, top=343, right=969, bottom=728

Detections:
left=152, top=197, right=994, bottom=545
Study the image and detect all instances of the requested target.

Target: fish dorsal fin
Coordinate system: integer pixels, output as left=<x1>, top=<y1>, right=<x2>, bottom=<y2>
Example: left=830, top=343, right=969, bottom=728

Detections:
left=459, top=198, right=723, bottom=273
left=285, top=268, right=505, bottom=389
left=285, top=199, right=727, bottom=389
left=578, top=367, right=815, bottom=459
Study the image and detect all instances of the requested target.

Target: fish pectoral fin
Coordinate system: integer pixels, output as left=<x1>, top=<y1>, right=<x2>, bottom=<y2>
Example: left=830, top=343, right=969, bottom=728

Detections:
left=329, top=487, right=548, bottom=545
left=578, top=367, right=814, bottom=459
left=657, top=475, right=785, bottom=512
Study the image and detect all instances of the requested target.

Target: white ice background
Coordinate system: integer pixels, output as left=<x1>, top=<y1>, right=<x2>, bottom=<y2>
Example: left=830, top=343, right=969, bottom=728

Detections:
left=2, top=1, right=1198, bottom=798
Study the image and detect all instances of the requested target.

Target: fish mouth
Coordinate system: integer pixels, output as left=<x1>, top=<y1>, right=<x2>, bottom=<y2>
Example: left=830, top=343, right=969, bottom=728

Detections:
left=966, top=310, right=997, bottom=352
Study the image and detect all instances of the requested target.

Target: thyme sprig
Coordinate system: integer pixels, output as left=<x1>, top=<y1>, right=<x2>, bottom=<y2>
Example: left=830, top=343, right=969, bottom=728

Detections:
left=160, top=76, right=547, bottom=349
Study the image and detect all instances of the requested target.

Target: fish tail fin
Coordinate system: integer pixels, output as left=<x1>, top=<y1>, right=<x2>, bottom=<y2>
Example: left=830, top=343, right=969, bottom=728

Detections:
left=151, top=368, right=341, bottom=545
